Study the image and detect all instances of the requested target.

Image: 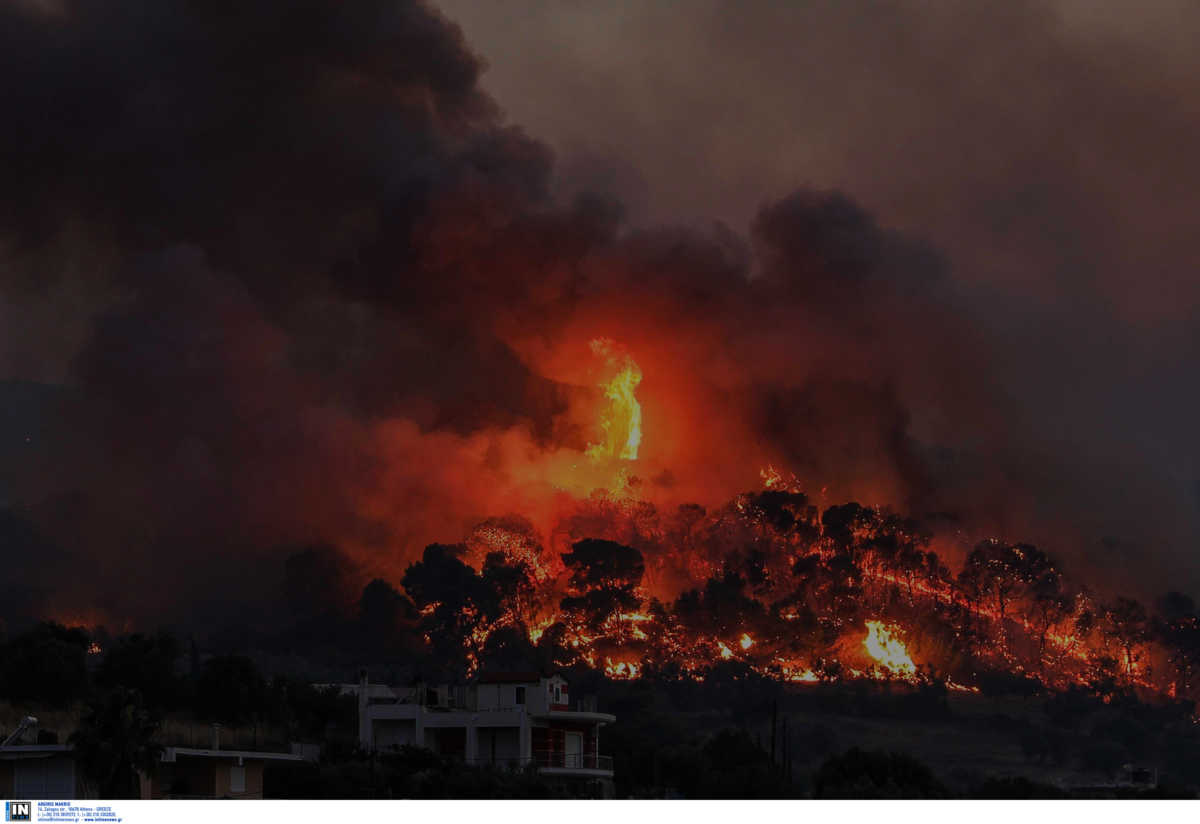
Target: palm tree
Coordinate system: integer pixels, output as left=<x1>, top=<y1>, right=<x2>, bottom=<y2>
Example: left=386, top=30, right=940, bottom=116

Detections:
left=70, top=688, right=164, bottom=798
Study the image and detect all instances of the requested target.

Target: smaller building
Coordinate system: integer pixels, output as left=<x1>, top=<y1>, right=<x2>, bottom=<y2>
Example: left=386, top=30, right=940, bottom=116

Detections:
left=0, top=744, right=89, bottom=799
left=1, top=715, right=307, bottom=800
left=0, top=717, right=88, bottom=799
left=139, top=746, right=306, bottom=799
left=139, top=723, right=307, bottom=799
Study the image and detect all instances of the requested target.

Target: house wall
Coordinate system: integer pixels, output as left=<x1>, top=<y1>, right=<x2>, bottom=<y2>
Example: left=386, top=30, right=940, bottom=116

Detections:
left=476, top=727, right=522, bottom=765
left=5, top=755, right=78, bottom=799
left=526, top=683, right=549, bottom=714
left=214, top=761, right=264, bottom=799
left=142, top=759, right=217, bottom=798
left=533, top=722, right=599, bottom=761
left=2, top=756, right=98, bottom=799
left=475, top=684, right=499, bottom=709
left=142, top=758, right=265, bottom=799
left=476, top=683, right=530, bottom=710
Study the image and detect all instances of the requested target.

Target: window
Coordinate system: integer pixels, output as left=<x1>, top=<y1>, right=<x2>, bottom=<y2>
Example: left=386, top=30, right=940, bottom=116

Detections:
left=554, top=685, right=561, bottom=703
left=515, top=686, right=525, bottom=705
left=230, top=765, right=246, bottom=794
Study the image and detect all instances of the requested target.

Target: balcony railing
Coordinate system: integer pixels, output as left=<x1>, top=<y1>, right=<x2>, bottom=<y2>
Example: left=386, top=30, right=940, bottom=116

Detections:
left=534, top=750, right=614, bottom=772
left=463, top=752, right=614, bottom=773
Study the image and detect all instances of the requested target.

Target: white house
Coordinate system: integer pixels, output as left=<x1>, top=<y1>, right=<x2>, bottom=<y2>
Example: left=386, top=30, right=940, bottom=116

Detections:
left=354, top=671, right=615, bottom=794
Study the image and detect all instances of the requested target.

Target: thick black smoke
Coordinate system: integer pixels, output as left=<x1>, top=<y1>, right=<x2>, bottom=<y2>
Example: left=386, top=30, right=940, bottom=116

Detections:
left=0, top=0, right=1189, bottom=632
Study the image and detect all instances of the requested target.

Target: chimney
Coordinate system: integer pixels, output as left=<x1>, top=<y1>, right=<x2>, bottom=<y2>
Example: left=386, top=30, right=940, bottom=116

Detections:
left=211, top=723, right=221, bottom=751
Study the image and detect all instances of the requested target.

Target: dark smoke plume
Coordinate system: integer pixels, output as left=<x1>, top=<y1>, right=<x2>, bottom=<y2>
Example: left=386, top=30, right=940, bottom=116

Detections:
left=0, top=0, right=1191, bottom=631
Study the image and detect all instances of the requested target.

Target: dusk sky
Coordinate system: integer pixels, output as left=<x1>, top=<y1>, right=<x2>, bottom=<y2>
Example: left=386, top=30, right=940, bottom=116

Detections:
left=1, top=0, right=1198, bottom=628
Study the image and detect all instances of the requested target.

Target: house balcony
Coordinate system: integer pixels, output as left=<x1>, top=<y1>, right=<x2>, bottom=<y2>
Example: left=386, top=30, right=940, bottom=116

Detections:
left=533, top=750, right=613, bottom=776
left=464, top=751, right=614, bottom=776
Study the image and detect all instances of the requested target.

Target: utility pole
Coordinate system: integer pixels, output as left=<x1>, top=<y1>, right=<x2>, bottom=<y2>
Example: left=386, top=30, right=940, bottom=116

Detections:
left=782, top=716, right=790, bottom=781
left=770, top=699, right=778, bottom=765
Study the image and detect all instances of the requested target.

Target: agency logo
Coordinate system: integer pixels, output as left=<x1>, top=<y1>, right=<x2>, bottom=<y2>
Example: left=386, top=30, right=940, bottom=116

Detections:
left=4, top=802, right=31, bottom=822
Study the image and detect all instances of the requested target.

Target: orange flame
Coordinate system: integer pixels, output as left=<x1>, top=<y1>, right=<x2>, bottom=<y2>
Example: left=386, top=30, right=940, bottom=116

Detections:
left=586, top=338, right=642, bottom=461
left=863, top=620, right=917, bottom=678
left=604, top=658, right=640, bottom=679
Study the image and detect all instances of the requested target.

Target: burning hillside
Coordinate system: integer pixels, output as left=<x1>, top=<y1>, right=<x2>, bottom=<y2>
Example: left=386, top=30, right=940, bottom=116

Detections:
left=381, top=340, right=1200, bottom=707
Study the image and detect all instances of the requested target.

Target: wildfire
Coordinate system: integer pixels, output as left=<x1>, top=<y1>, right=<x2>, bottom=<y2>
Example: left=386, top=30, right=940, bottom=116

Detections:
left=863, top=620, right=917, bottom=678
left=585, top=338, right=642, bottom=461
left=780, top=664, right=820, bottom=683
left=388, top=349, right=1190, bottom=705
left=759, top=464, right=802, bottom=493
left=605, top=658, right=640, bottom=679
left=528, top=618, right=554, bottom=644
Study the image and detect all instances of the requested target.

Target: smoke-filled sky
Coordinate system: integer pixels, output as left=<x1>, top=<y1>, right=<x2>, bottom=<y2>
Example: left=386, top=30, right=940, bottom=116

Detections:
left=1, top=0, right=1198, bottom=630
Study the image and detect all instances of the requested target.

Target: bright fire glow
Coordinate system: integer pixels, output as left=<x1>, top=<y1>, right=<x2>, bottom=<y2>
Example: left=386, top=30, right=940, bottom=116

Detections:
left=605, top=658, right=640, bottom=679
left=585, top=338, right=642, bottom=461
left=739, top=632, right=754, bottom=650
left=863, top=620, right=917, bottom=677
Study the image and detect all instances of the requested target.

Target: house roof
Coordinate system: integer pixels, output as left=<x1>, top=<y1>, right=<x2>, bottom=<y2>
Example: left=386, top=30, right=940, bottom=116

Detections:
left=312, top=682, right=397, bottom=700
left=0, top=745, right=72, bottom=760
left=163, top=747, right=305, bottom=763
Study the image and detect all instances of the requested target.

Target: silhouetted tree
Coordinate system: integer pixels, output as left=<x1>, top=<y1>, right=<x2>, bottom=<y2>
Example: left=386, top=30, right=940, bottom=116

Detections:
left=813, top=748, right=948, bottom=798
left=96, top=632, right=184, bottom=709
left=481, top=552, right=539, bottom=628
left=402, top=544, right=496, bottom=676
left=821, top=503, right=875, bottom=560
left=1103, top=597, right=1150, bottom=679
left=1031, top=576, right=1071, bottom=663
left=195, top=655, right=268, bottom=725
left=266, top=677, right=354, bottom=740
left=560, top=539, right=644, bottom=633
left=958, top=541, right=1059, bottom=644
left=70, top=688, right=163, bottom=798
left=1155, top=592, right=1200, bottom=698
left=357, top=578, right=418, bottom=657
left=674, top=568, right=766, bottom=639
left=561, top=539, right=644, bottom=591
left=790, top=552, right=863, bottom=630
